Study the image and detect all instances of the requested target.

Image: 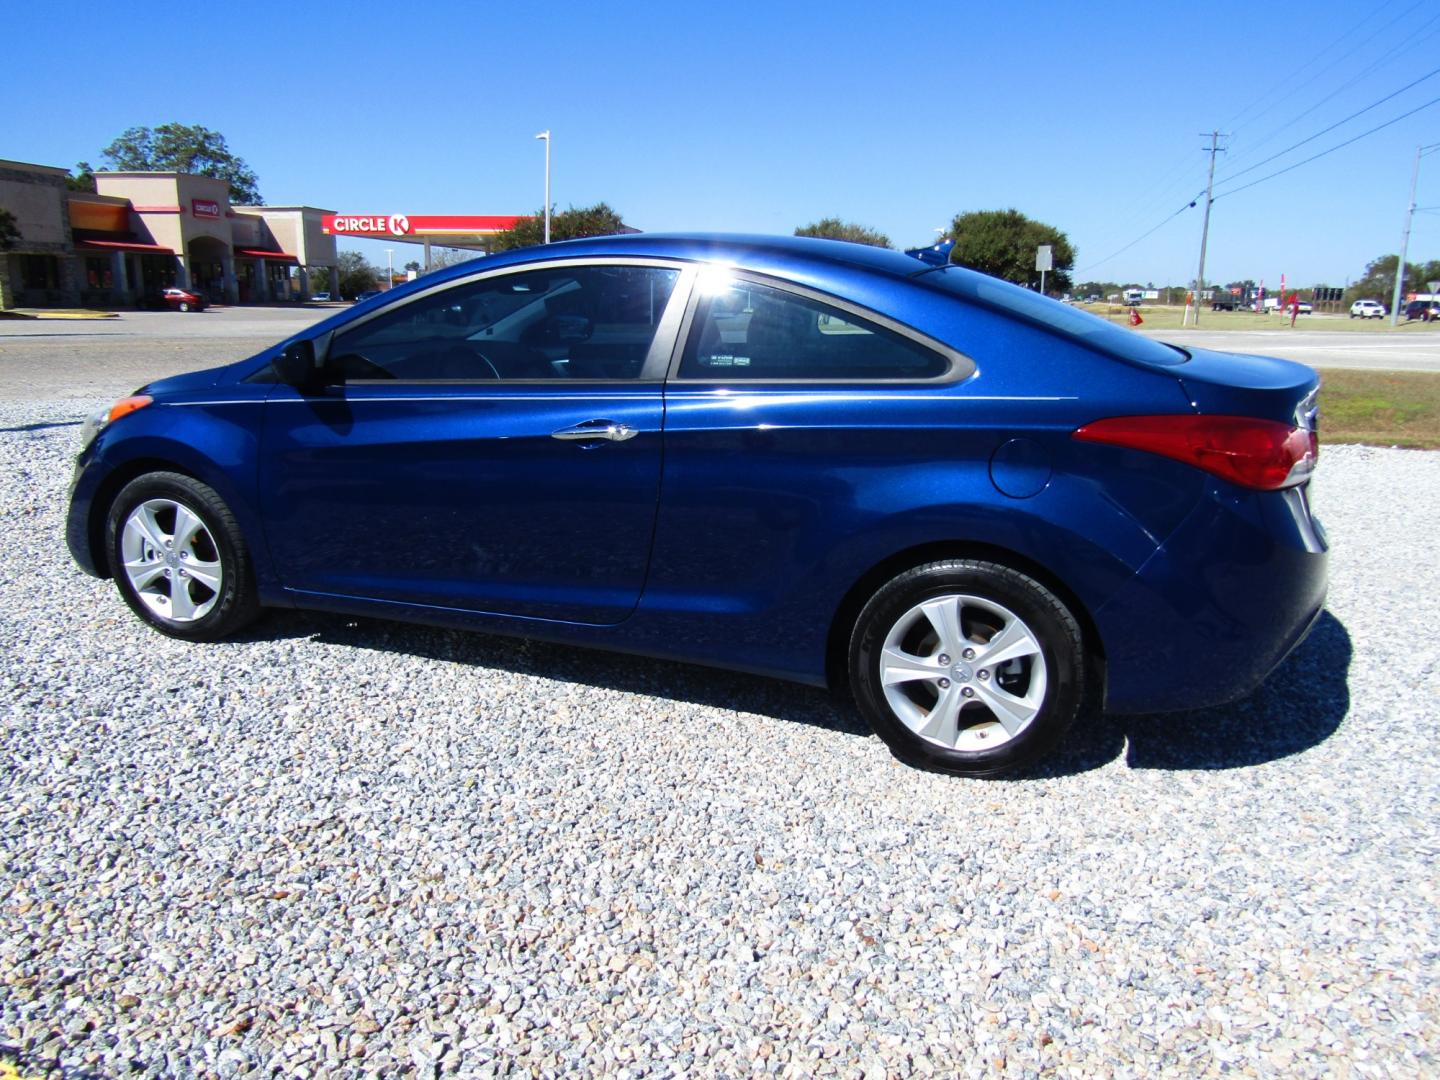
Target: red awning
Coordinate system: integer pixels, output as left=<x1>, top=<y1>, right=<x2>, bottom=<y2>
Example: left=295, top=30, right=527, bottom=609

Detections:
left=77, top=239, right=174, bottom=254
left=236, top=248, right=299, bottom=262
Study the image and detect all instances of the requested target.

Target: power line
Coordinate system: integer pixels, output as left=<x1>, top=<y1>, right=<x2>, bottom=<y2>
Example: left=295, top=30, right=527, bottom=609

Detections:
left=1116, top=150, right=1211, bottom=225
left=1214, top=94, right=1440, bottom=201
left=1213, top=64, right=1440, bottom=190
left=1073, top=196, right=1201, bottom=275
left=1225, top=15, right=1440, bottom=172
left=1221, top=0, right=1425, bottom=135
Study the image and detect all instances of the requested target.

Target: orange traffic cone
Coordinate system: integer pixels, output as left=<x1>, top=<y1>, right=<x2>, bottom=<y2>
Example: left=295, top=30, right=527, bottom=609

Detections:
left=1129, top=308, right=1144, bottom=327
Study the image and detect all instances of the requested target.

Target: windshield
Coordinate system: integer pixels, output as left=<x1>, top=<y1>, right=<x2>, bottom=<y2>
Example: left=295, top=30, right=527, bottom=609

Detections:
left=918, top=267, right=1188, bottom=367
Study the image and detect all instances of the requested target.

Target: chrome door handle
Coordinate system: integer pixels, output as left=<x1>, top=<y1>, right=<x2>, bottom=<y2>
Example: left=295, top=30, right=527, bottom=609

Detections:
left=551, top=420, right=638, bottom=442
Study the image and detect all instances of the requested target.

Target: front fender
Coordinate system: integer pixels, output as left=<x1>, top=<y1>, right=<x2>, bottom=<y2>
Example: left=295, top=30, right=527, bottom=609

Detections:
left=66, top=398, right=281, bottom=597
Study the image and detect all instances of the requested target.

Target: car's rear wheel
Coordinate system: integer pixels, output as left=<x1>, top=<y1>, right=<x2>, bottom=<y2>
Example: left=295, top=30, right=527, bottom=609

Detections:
left=849, top=560, right=1086, bottom=777
left=178, top=301, right=191, bottom=312
left=106, top=472, right=259, bottom=641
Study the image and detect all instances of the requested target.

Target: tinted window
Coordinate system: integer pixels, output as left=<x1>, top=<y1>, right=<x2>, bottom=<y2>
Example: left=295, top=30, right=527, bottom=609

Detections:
left=919, top=266, right=1188, bottom=367
left=678, top=276, right=949, bottom=381
left=330, top=265, right=680, bottom=381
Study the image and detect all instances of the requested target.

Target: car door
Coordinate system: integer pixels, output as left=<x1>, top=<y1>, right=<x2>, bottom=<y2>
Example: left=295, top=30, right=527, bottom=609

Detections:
left=643, top=271, right=977, bottom=675
left=260, top=260, right=692, bottom=626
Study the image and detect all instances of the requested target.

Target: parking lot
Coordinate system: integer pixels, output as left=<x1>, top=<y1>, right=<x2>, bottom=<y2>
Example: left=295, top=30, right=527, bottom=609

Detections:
left=1, top=314, right=1438, bottom=1076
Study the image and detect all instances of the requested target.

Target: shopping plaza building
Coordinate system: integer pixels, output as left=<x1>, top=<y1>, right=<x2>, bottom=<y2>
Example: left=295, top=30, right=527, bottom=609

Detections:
left=1, top=157, right=534, bottom=310
left=0, top=158, right=340, bottom=309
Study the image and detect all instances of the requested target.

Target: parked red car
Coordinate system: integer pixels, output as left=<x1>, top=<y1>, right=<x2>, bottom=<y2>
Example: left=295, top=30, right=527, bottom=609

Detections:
left=161, top=288, right=206, bottom=313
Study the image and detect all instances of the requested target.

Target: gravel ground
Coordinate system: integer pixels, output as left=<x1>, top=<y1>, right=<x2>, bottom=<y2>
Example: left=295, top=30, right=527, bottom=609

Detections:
left=1, top=395, right=1437, bottom=1078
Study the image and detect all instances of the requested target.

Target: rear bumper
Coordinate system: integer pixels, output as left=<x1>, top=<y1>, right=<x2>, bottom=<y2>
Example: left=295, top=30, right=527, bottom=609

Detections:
left=1095, top=482, right=1329, bottom=714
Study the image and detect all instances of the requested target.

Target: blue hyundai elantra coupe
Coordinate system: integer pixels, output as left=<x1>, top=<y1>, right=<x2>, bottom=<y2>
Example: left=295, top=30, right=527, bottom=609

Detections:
left=66, top=235, right=1327, bottom=776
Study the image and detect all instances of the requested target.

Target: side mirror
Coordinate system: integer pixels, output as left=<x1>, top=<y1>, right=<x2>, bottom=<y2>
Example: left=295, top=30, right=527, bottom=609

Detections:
left=274, top=339, right=324, bottom=390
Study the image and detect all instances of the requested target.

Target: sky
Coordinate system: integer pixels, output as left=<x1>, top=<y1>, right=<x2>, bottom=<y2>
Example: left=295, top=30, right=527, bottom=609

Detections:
left=7, top=0, right=1440, bottom=289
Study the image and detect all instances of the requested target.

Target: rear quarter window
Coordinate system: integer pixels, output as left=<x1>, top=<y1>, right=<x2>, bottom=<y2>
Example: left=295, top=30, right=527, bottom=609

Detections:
left=920, top=267, right=1188, bottom=367
left=678, top=274, right=959, bottom=381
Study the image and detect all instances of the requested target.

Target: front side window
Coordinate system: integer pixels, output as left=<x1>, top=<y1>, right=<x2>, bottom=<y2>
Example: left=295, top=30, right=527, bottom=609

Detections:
left=678, top=275, right=950, bottom=381
left=329, top=264, right=681, bottom=381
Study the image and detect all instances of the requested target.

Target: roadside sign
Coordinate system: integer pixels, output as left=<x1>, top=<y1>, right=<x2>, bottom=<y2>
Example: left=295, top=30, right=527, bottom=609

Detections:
left=1035, top=245, right=1053, bottom=272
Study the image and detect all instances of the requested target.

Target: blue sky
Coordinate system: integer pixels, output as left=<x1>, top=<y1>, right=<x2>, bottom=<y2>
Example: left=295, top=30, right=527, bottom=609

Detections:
left=8, top=0, right=1440, bottom=287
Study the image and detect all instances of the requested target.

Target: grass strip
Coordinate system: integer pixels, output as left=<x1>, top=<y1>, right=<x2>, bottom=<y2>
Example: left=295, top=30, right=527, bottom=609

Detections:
left=1318, top=369, right=1440, bottom=449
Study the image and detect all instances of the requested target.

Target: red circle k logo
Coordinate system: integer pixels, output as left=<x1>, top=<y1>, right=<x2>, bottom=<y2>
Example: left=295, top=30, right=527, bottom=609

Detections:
left=387, top=214, right=411, bottom=236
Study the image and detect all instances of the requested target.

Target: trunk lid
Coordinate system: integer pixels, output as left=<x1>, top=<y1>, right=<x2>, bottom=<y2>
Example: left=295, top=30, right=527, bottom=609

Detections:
left=1171, top=346, right=1319, bottom=426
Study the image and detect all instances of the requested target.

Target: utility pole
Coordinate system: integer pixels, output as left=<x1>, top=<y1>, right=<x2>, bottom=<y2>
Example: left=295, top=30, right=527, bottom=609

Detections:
left=1391, top=145, right=1423, bottom=326
left=1190, top=131, right=1224, bottom=327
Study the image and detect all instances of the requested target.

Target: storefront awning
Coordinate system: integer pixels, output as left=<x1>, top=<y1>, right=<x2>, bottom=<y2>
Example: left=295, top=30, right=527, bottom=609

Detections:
left=77, top=239, right=174, bottom=254
left=236, top=248, right=299, bottom=262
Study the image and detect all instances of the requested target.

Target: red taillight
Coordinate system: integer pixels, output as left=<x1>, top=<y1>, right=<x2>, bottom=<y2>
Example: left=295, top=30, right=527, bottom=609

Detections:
left=1073, top=414, right=1318, bottom=491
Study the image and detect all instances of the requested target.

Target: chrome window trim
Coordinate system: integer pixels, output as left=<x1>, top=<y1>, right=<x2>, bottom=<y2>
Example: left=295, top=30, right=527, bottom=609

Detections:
left=326, top=258, right=695, bottom=386
left=664, top=269, right=976, bottom=386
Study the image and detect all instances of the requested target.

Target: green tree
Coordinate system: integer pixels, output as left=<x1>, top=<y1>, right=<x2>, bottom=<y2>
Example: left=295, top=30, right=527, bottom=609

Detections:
left=67, top=161, right=96, bottom=193
left=794, top=218, right=892, bottom=248
left=1345, top=254, right=1424, bottom=306
left=493, top=202, right=628, bottom=251
left=0, top=208, right=19, bottom=251
left=99, top=124, right=262, bottom=204
left=1074, top=281, right=1117, bottom=301
left=337, top=250, right=379, bottom=299
left=403, top=260, right=421, bottom=273
left=948, top=209, right=1075, bottom=294
left=309, top=267, right=331, bottom=293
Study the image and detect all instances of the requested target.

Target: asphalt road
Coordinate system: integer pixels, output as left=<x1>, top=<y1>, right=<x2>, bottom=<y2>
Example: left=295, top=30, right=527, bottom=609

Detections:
left=0, top=307, right=336, bottom=400
left=1, top=307, right=1437, bottom=403
left=1141, top=327, right=1440, bottom=372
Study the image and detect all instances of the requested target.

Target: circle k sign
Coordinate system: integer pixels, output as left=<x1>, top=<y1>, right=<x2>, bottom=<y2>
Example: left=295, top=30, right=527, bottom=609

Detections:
left=325, top=215, right=412, bottom=236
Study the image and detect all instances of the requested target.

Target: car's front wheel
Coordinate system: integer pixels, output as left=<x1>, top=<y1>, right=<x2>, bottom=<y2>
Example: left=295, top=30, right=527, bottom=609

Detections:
left=106, top=472, right=260, bottom=640
left=849, top=560, right=1087, bottom=777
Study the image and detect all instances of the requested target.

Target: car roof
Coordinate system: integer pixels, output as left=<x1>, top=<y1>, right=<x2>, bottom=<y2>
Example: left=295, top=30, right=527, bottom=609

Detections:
left=414, top=233, right=934, bottom=292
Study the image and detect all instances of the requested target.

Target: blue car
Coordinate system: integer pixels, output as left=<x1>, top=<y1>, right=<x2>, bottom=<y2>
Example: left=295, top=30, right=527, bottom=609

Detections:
left=66, top=235, right=1327, bottom=776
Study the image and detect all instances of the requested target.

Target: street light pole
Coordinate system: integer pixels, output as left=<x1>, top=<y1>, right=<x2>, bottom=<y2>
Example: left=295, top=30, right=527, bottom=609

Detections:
left=535, top=130, right=551, bottom=244
left=385, top=249, right=394, bottom=290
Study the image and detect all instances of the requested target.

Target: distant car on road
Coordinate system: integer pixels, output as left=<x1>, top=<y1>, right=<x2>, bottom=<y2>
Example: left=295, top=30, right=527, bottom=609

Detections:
left=310, top=292, right=332, bottom=303
left=1350, top=300, right=1386, bottom=319
left=161, top=288, right=205, bottom=313
left=1293, top=301, right=1313, bottom=315
left=1403, top=299, right=1440, bottom=322
left=1210, top=295, right=1241, bottom=311
left=352, top=290, right=382, bottom=304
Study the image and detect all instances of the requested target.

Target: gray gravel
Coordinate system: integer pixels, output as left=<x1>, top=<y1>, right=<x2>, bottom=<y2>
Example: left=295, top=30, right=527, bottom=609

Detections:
left=1, top=395, right=1437, bottom=1078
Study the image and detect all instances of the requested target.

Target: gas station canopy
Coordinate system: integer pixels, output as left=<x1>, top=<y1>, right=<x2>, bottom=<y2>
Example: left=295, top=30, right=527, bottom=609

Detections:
left=321, top=213, right=527, bottom=251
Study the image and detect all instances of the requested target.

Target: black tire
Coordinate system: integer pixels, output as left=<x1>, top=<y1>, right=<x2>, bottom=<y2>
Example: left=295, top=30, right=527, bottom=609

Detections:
left=105, top=471, right=260, bottom=641
left=849, top=559, right=1086, bottom=777
left=178, top=301, right=191, bottom=312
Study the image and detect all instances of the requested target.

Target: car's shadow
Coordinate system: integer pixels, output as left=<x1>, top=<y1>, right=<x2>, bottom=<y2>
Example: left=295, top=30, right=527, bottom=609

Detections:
left=1021, top=609, right=1352, bottom=777
left=243, top=608, right=1352, bottom=776
left=243, top=609, right=875, bottom=738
